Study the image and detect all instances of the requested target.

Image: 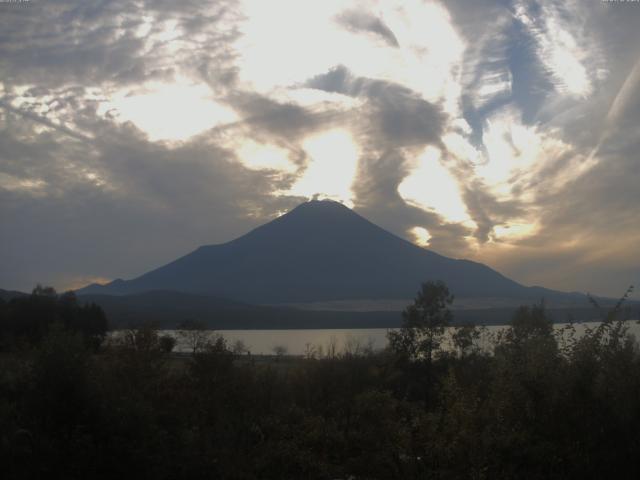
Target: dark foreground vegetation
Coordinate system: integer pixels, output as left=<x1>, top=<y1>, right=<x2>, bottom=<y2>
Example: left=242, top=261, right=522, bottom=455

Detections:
left=1, top=283, right=639, bottom=479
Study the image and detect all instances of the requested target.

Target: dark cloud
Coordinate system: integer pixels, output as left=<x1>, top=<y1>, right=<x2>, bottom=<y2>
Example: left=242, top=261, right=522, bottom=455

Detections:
left=336, top=10, right=399, bottom=47
left=1, top=0, right=639, bottom=300
left=0, top=0, right=240, bottom=91
left=0, top=1, right=146, bottom=87
left=0, top=0, right=319, bottom=291
left=0, top=115, right=303, bottom=291
left=306, top=65, right=471, bottom=255
left=474, top=109, right=640, bottom=297
left=227, top=92, right=341, bottom=141
left=352, top=149, right=472, bottom=257
left=461, top=180, right=524, bottom=243
left=0, top=100, right=92, bottom=143
left=307, top=65, right=444, bottom=147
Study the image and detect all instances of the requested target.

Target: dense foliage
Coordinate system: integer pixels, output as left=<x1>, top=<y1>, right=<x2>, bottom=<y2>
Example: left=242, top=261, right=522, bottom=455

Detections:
left=1, top=283, right=639, bottom=479
left=0, top=286, right=107, bottom=350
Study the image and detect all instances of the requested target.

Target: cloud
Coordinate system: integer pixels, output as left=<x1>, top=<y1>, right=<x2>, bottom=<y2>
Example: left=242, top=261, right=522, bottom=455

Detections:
left=304, top=65, right=476, bottom=255
left=1, top=0, right=639, bottom=300
left=336, top=9, right=399, bottom=47
left=476, top=139, right=640, bottom=297
left=0, top=0, right=241, bottom=92
left=0, top=115, right=303, bottom=291
left=227, top=92, right=339, bottom=141
left=0, top=2, right=147, bottom=87
left=513, top=0, right=605, bottom=98
left=306, top=65, right=445, bottom=147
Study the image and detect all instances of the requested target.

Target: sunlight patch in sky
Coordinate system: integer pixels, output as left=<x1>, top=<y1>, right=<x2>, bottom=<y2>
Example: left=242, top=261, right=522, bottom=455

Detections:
left=98, top=79, right=237, bottom=142
left=287, top=129, right=359, bottom=205
left=236, top=140, right=297, bottom=173
left=270, top=87, right=364, bottom=110
left=4, top=0, right=639, bottom=298
left=515, top=1, right=594, bottom=98
left=410, top=226, right=432, bottom=247
left=59, top=275, right=113, bottom=292
left=473, top=70, right=512, bottom=109
left=478, top=110, right=536, bottom=187
left=493, top=222, right=539, bottom=242
left=473, top=107, right=593, bottom=203
left=475, top=109, right=553, bottom=197
left=0, top=172, right=47, bottom=193
left=398, top=146, right=470, bottom=224
left=443, top=131, right=482, bottom=165
left=134, top=15, right=154, bottom=38
left=236, top=0, right=357, bottom=91
left=236, top=0, right=464, bottom=113
left=378, top=0, right=465, bottom=112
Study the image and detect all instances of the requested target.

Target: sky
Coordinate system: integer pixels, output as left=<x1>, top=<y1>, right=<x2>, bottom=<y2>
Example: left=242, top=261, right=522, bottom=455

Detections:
left=0, top=0, right=639, bottom=299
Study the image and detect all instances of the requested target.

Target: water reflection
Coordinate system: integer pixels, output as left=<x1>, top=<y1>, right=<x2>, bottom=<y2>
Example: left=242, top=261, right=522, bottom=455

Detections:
left=110, top=320, right=640, bottom=356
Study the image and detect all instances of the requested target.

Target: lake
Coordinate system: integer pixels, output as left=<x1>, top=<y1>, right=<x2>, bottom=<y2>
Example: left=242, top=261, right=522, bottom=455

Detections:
left=112, top=320, right=640, bottom=355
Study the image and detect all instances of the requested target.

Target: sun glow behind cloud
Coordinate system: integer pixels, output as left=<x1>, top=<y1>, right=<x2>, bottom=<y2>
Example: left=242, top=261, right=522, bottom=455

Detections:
left=98, top=79, right=237, bottom=142
left=89, top=0, right=571, bottom=247
left=398, top=147, right=471, bottom=224
left=236, top=140, right=297, bottom=173
left=493, top=222, right=539, bottom=241
left=514, top=0, right=599, bottom=98
left=5, top=0, right=605, bottom=256
left=286, top=129, right=360, bottom=205
left=236, top=0, right=464, bottom=110
left=410, top=226, right=432, bottom=247
left=3, top=0, right=640, bottom=298
left=0, top=172, right=47, bottom=193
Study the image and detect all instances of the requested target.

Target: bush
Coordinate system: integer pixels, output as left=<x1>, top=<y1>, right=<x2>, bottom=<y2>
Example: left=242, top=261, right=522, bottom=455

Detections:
left=1, top=283, right=640, bottom=478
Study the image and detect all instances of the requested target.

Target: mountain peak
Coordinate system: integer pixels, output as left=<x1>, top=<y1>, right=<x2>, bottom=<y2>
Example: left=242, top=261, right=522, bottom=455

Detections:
left=243, top=199, right=384, bottom=244
left=291, top=199, right=351, bottom=210
left=283, top=199, right=356, bottom=220
left=77, top=199, right=569, bottom=304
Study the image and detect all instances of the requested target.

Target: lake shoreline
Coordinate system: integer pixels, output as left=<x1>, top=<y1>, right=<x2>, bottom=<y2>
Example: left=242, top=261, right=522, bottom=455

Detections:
left=108, top=320, right=640, bottom=356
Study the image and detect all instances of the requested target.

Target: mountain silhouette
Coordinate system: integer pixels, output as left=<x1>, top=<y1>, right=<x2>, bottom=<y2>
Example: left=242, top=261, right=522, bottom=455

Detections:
left=77, top=200, right=578, bottom=304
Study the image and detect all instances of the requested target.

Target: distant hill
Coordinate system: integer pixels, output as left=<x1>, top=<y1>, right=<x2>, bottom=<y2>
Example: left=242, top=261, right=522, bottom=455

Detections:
left=0, top=288, right=28, bottom=302
left=78, top=290, right=611, bottom=329
left=77, top=200, right=588, bottom=305
left=0, top=287, right=627, bottom=329
left=78, top=290, right=401, bottom=329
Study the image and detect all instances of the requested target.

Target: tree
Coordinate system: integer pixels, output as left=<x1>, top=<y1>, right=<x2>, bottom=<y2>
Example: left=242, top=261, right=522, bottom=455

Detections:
left=388, top=280, right=453, bottom=363
left=122, top=323, right=161, bottom=353
left=452, top=323, right=482, bottom=357
left=0, top=297, right=7, bottom=348
left=231, top=338, right=248, bottom=355
left=1, top=285, right=107, bottom=348
left=158, top=334, right=177, bottom=353
left=509, top=302, right=553, bottom=343
left=178, top=319, right=209, bottom=354
left=272, top=344, right=288, bottom=358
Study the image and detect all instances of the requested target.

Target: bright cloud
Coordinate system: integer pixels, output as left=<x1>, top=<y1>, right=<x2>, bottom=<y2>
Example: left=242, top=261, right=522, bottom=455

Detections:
left=493, top=222, right=539, bottom=242
left=287, top=129, right=360, bottom=205
left=398, top=146, right=471, bottom=224
left=410, top=226, right=433, bottom=246
left=237, top=0, right=464, bottom=112
left=236, top=140, right=297, bottom=173
left=1, top=0, right=639, bottom=298
left=98, top=79, right=237, bottom=142
left=514, top=0, right=602, bottom=98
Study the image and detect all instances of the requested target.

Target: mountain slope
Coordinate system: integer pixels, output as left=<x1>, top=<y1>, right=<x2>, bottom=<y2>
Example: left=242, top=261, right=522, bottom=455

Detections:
left=77, top=200, right=578, bottom=304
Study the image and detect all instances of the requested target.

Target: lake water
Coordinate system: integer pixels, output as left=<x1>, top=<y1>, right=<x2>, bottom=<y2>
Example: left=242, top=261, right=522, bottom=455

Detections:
left=112, top=320, right=640, bottom=355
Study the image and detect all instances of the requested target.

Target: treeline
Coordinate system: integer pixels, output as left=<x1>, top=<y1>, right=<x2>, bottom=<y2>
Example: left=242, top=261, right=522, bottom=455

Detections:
left=0, top=286, right=107, bottom=350
left=1, top=282, right=640, bottom=479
